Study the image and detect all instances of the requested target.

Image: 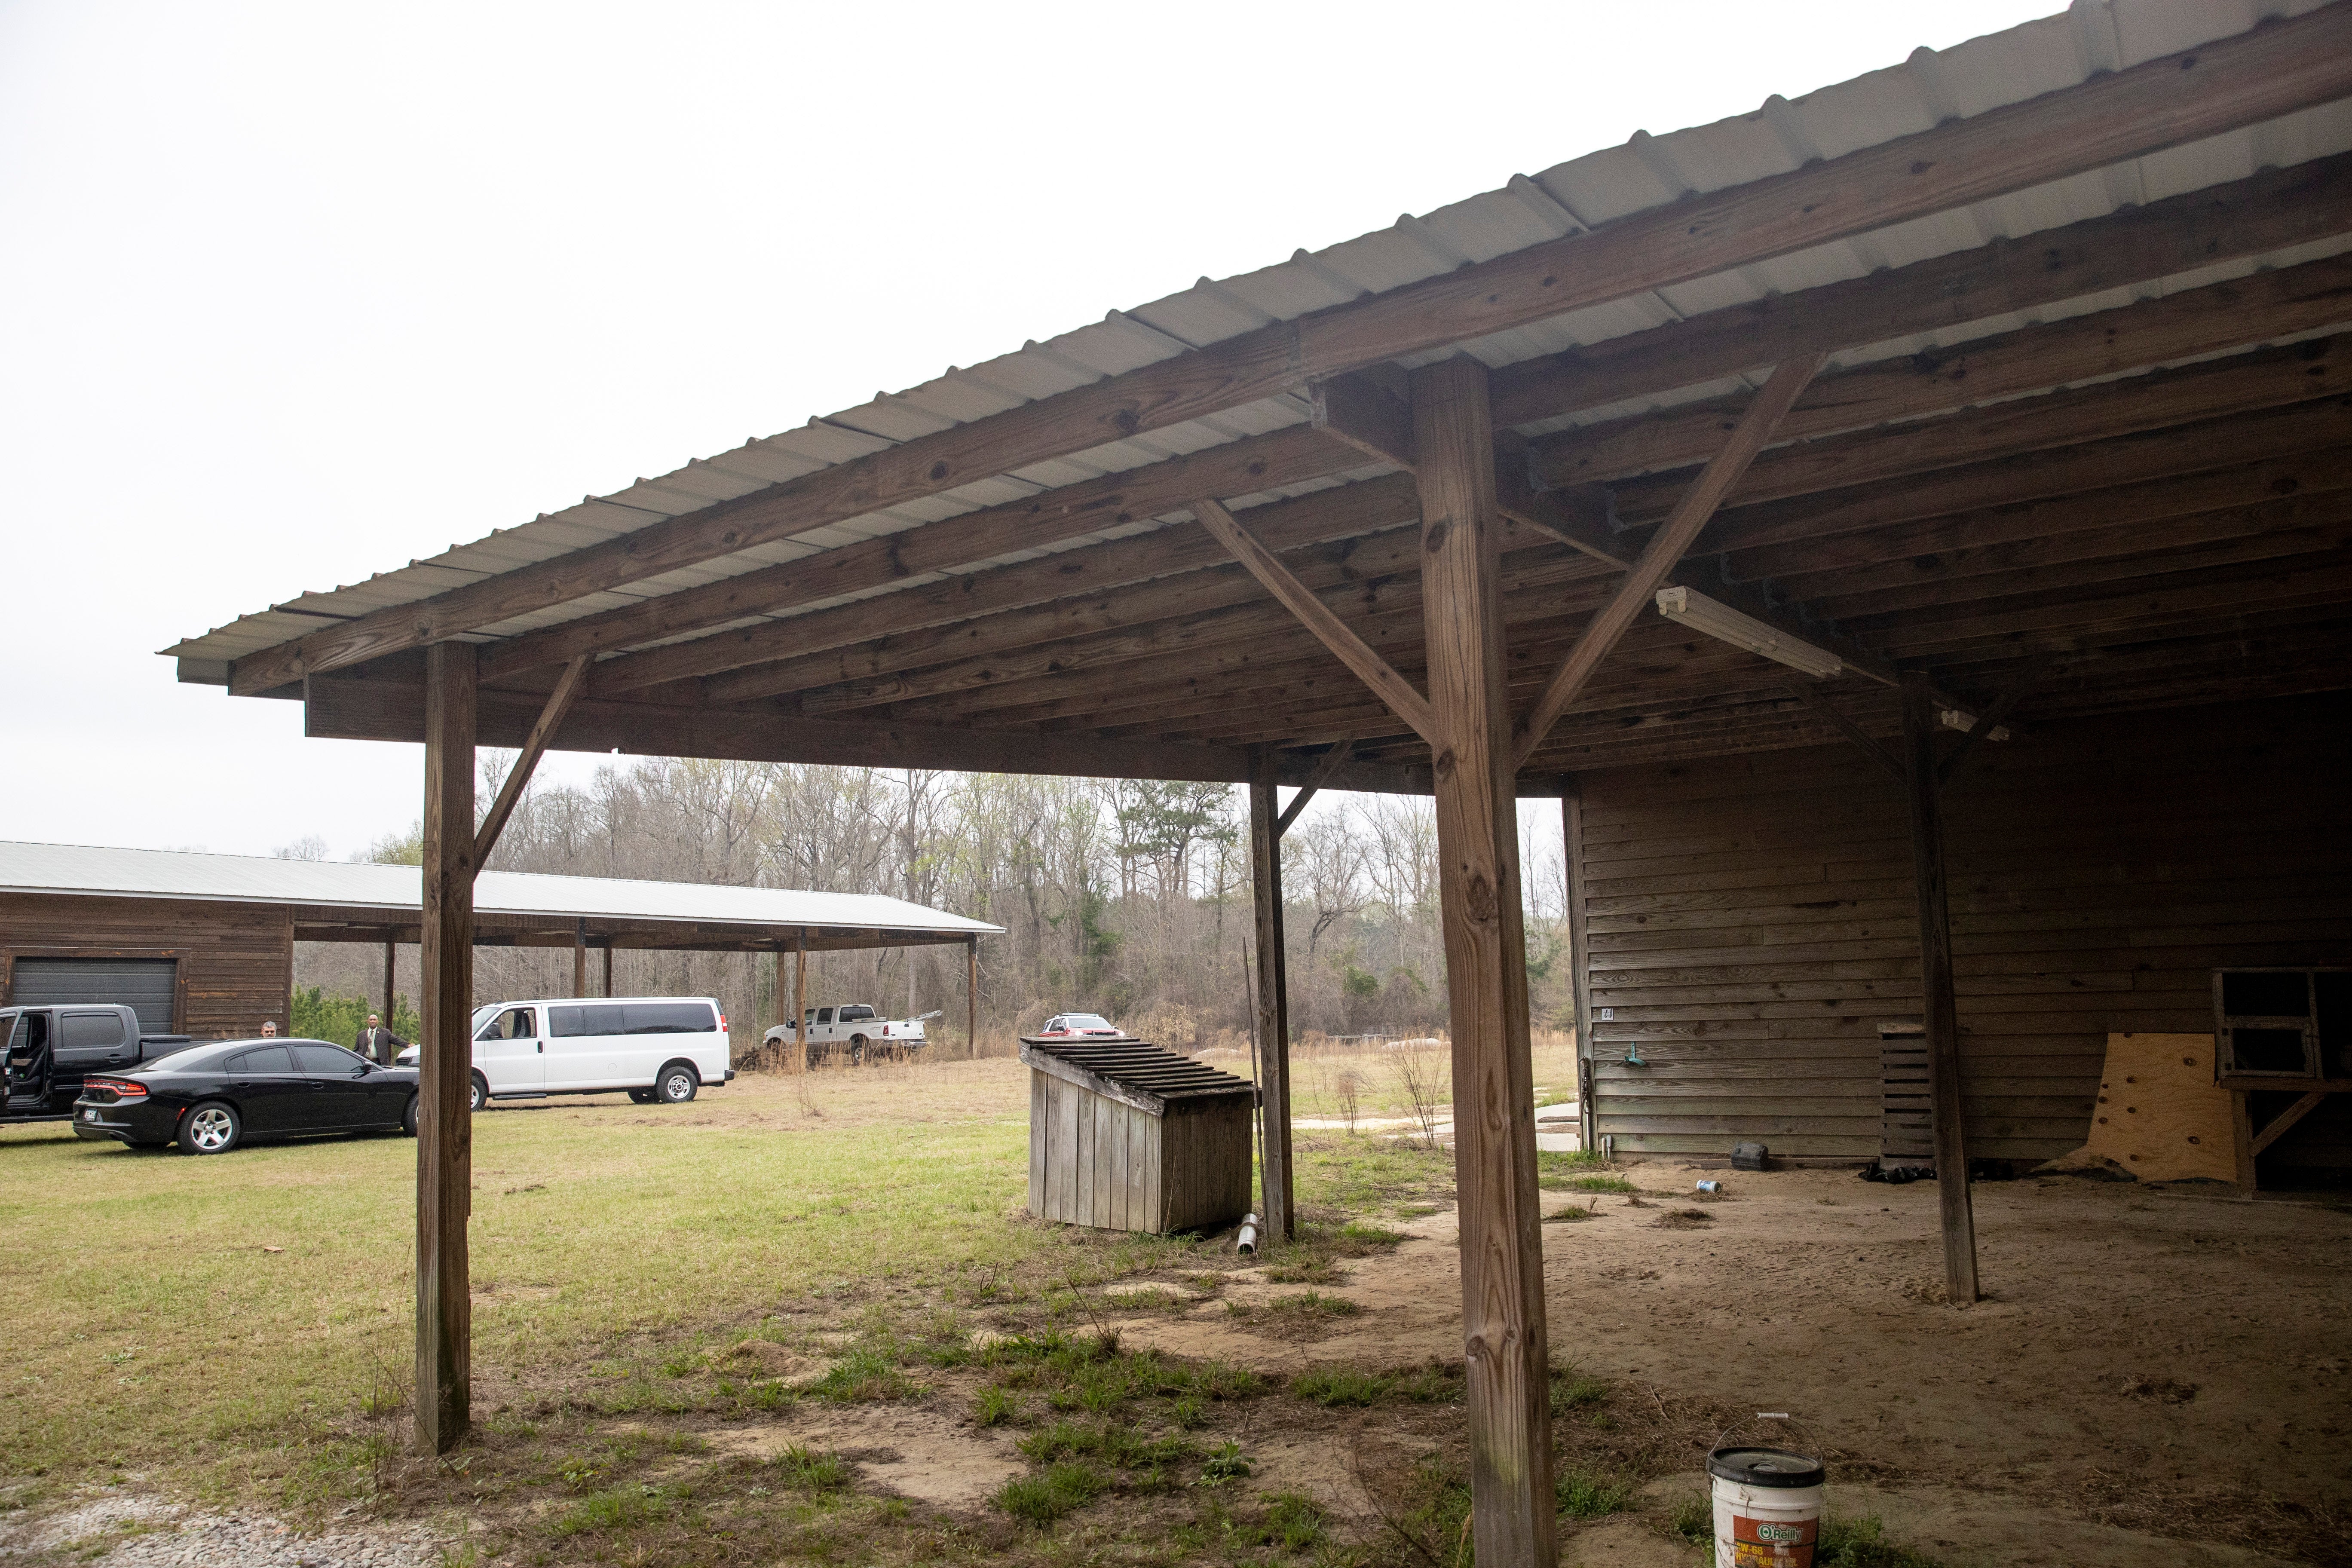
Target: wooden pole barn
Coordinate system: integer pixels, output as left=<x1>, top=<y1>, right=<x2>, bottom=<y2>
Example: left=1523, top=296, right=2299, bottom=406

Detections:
left=168, top=6, right=2352, bottom=1554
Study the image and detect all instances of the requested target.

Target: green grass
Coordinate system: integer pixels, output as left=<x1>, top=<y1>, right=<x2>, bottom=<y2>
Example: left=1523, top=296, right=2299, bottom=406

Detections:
left=1266, top=1290, right=1361, bottom=1318
left=1818, top=1515, right=1945, bottom=1567
left=1540, top=1173, right=1635, bottom=1194
left=770, top=1444, right=851, bottom=1494
left=1552, top=1464, right=1634, bottom=1518
left=993, top=1460, right=1107, bottom=1525
left=1288, top=1363, right=1457, bottom=1407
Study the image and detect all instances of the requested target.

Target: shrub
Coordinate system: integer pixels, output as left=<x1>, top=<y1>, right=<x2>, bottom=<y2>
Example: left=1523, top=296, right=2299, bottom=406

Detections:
left=974, top=1386, right=1016, bottom=1427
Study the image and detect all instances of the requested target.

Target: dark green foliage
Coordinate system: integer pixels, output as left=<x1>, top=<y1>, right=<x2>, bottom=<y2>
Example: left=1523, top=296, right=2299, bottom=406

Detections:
left=289, top=986, right=420, bottom=1050
left=1237, top=1491, right=1326, bottom=1552
left=1200, top=1440, right=1252, bottom=1483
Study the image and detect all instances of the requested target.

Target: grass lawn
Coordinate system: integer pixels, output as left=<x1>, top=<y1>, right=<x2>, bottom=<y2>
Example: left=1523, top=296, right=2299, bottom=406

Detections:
left=0, top=1053, right=1943, bottom=1567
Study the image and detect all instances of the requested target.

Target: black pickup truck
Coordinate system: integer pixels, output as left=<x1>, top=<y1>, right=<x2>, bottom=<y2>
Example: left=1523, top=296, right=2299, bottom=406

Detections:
left=2, top=1004, right=191, bottom=1123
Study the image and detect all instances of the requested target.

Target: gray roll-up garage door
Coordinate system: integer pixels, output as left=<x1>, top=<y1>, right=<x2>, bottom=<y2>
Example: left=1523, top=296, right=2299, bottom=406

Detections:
left=10, top=959, right=178, bottom=1035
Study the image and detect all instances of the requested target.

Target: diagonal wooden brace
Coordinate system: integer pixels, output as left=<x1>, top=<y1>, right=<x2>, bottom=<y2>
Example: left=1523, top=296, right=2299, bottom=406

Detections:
left=473, top=653, right=591, bottom=866
left=1510, top=354, right=1825, bottom=768
left=1275, top=733, right=1358, bottom=838
left=1193, top=496, right=1439, bottom=746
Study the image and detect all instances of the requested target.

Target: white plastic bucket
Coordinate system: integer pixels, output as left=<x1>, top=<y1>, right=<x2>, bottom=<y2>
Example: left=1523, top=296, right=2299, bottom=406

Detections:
left=1707, top=1447, right=1824, bottom=1566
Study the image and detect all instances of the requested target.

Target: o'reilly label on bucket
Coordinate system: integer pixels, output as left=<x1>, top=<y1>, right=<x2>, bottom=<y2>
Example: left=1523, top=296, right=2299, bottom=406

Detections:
left=1731, top=1513, right=1817, bottom=1565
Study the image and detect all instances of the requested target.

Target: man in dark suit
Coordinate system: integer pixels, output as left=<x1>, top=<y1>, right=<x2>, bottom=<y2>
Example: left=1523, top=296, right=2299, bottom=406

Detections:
left=356, top=1013, right=408, bottom=1066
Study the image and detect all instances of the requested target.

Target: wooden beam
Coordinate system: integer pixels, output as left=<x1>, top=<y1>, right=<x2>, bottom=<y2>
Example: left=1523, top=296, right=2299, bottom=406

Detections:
left=602, top=945, right=612, bottom=998
left=2250, top=1090, right=2328, bottom=1158
left=1247, top=747, right=1294, bottom=1244
left=1537, top=251, right=2352, bottom=489
left=1900, top=671, right=1978, bottom=1306
left=1413, top=357, right=1555, bottom=1566
left=224, top=9, right=2352, bottom=696
left=793, top=943, right=807, bottom=1074
left=523, top=428, right=1363, bottom=692
left=1275, top=735, right=1357, bottom=838
left=1194, top=496, right=1439, bottom=746
left=383, top=939, right=397, bottom=1024
left=1513, top=355, right=1823, bottom=767
left=1560, top=775, right=1596, bottom=1155
left=306, top=673, right=1263, bottom=786
left=416, top=641, right=476, bottom=1453
left=967, top=936, right=979, bottom=1063
left=572, top=917, right=588, bottom=1000
left=1491, top=151, right=2352, bottom=429
left=1939, top=660, right=2049, bottom=785
left=1608, top=331, right=2352, bottom=526
left=1785, top=683, right=1902, bottom=780
left=473, top=653, right=590, bottom=866
left=695, top=480, right=1434, bottom=707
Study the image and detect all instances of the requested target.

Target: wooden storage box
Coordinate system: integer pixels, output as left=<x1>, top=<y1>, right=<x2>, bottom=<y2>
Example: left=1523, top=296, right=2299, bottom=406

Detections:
left=1020, top=1036, right=1256, bottom=1234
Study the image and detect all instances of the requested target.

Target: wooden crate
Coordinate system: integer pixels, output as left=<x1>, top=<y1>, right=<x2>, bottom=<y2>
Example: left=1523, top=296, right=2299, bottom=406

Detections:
left=1020, top=1037, right=1256, bottom=1234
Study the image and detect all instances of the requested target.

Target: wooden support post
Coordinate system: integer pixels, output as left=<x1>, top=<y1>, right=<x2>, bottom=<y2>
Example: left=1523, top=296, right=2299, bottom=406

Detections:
left=573, top=919, right=588, bottom=1000
left=1900, top=671, right=1979, bottom=1306
left=383, top=939, right=397, bottom=1022
left=773, top=948, right=787, bottom=1069
left=601, top=945, right=612, bottom=998
left=1560, top=775, right=1596, bottom=1155
left=2231, top=1091, right=2260, bottom=1197
left=1413, top=356, right=1554, bottom=1567
left=793, top=943, right=807, bottom=1074
left=416, top=641, right=477, bottom=1453
left=967, top=936, right=979, bottom=1062
left=1247, top=746, right=1294, bottom=1244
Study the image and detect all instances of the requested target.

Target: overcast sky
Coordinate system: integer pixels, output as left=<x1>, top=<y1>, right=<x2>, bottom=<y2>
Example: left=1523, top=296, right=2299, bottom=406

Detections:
left=0, top=0, right=2056, bottom=864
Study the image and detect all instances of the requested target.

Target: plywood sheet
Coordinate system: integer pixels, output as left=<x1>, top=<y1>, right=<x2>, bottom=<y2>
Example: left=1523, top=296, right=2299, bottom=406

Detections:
left=2074, top=1032, right=2236, bottom=1182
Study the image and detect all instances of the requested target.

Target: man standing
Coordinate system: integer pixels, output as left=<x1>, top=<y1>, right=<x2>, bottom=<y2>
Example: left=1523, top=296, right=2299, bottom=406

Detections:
left=356, top=1012, right=408, bottom=1066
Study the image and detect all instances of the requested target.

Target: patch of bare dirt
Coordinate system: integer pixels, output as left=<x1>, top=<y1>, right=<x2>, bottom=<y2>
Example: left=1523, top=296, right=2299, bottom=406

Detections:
left=706, top=1406, right=1024, bottom=1509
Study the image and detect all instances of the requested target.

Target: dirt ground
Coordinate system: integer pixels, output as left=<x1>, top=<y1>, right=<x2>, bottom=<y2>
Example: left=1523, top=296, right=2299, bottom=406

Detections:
left=1097, top=1160, right=2352, bottom=1566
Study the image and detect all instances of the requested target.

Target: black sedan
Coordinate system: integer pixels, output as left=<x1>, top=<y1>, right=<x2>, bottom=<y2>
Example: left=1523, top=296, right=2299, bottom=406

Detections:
left=73, top=1038, right=420, bottom=1155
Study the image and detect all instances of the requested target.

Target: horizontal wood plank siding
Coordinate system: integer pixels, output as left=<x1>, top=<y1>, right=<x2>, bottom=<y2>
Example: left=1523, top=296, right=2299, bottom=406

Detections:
left=1582, top=695, right=2350, bottom=1163
left=0, top=892, right=291, bottom=1038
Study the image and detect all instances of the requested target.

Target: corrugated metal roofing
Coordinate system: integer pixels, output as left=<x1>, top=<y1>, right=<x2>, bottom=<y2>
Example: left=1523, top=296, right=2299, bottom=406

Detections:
left=166, top=0, right=2352, bottom=675
left=0, top=841, right=1001, bottom=937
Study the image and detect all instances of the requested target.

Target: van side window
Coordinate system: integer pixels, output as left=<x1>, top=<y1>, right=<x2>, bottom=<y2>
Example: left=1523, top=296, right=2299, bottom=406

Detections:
left=572, top=1003, right=629, bottom=1036
left=549, top=1006, right=583, bottom=1038
left=618, top=1003, right=715, bottom=1035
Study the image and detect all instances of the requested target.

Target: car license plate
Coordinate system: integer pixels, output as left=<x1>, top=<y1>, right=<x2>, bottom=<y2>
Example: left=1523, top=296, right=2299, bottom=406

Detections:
left=83, top=1109, right=100, bottom=1122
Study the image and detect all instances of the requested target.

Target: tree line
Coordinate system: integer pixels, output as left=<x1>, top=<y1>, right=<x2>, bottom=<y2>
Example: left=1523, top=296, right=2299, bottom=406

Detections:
left=285, top=756, right=1575, bottom=1058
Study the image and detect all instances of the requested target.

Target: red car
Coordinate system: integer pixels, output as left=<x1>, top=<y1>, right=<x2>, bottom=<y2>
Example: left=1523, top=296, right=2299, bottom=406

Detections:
left=1034, top=1012, right=1124, bottom=1039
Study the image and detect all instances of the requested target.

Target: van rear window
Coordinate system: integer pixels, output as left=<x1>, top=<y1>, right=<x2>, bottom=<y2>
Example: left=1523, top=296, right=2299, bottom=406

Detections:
left=550, top=1002, right=714, bottom=1037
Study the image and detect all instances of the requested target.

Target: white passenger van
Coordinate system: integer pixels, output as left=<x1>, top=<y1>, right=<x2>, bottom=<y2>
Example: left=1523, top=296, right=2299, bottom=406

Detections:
left=458, top=995, right=735, bottom=1110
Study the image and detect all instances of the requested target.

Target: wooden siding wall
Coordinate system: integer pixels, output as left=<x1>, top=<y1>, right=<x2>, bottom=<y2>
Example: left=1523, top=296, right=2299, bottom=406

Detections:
left=1579, top=694, right=2351, bottom=1164
left=1027, top=1072, right=1253, bottom=1234
left=0, top=893, right=293, bottom=1038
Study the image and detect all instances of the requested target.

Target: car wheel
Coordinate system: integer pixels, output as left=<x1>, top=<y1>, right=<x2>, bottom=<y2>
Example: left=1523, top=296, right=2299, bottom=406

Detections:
left=180, top=1101, right=242, bottom=1155
left=849, top=1036, right=867, bottom=1066
left=401, top=1094, right=420, bottom=1136
left=657, top=1063, right=699, bottom=1103
left=469, top=1072, right=489, bottom=1113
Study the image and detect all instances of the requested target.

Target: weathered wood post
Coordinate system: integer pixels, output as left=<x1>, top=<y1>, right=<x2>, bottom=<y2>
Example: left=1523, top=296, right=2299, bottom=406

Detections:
left=383, top=939, right=398, bottom=1025
left=573, top=917, right=588, bottom=999
left=792, top=941, right=807, bottom=1073
left=601, top=945, right=612, bottom=998
left=416, top=641, right=477, bottom=1453
left=1247, top=745, right=1293, bottom=1243
left=1413, top=356, right=1555, bottom=1567
left=1900, top=671, right=1980, bottom=1304
left=1560, top=775, right=1596, bottom=1155
left=967, top=934, right=979, bottom=1061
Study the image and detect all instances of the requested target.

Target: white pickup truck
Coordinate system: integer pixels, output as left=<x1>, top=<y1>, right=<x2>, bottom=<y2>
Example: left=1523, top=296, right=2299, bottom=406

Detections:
left=764, top=1003, right=937, bottom=1067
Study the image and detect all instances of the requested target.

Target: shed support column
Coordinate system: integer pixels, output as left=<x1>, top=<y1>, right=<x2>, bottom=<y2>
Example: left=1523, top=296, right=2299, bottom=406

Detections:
left=793, top=943, right=807, bottom=1074
left=1900, top=671, right=1980, bottom=1305
left=601, top=945, right=612, bottom=998
left=383, top=939, right=397, bottom=1022
left=416, top=642, right=477, bottom=1454
left=573, top=919, right=588, bottom=1000
left=1247, top=746, right=1293, bottom=1244
left=772, top=949, right=787, bottom=1069
left=967, top=936, right=979, bottom=1061
left=1413, top=356, right=1554, bottom=1568
left=1560, top=776, right=1595, bottom=1155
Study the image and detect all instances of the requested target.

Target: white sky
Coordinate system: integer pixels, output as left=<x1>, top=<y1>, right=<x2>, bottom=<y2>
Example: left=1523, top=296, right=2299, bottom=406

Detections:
left=0, top=0, right=2056, bottom=863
